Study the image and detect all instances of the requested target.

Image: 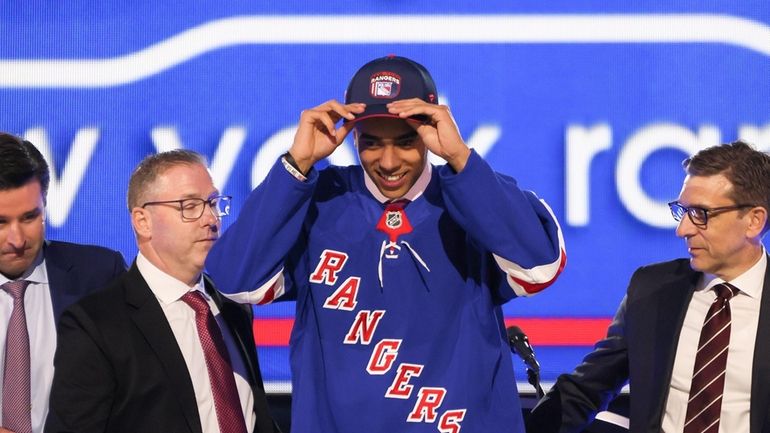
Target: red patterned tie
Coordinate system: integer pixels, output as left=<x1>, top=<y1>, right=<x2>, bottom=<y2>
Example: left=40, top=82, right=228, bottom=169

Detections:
left=2, top=280, right=32, bottom=433
left=683, top=283, right=738, bottom=433
left=181, top=291, right=248, bottom=433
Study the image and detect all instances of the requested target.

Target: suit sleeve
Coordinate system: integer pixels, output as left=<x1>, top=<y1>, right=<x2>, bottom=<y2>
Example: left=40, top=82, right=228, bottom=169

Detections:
left=45, top=305, right=117, bottom=433
left=439, top=150, right=566, bottom=300
left=206, top=157, right=317, bottom=304
left=525, top=296, right=630, bottom=433
left=110, top=249, right=128, bottom=277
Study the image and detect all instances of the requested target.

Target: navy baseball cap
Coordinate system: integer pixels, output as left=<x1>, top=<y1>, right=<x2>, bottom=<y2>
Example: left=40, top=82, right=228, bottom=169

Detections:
left=344, top=55, right=438, bottom=123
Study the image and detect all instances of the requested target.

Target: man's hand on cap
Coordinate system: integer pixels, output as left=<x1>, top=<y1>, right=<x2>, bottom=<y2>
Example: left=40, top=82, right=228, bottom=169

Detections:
left=289, top=100, right=365, bottom=173
left=387, top=98, right=471, bottom=173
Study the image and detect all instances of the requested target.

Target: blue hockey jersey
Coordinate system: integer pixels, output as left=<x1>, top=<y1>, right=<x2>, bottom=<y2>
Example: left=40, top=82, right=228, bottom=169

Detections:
left=206, top=150, right=566, bottom=433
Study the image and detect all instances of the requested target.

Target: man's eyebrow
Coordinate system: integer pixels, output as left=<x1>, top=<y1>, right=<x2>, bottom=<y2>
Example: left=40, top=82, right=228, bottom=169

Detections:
left=24, top=208, right=42, bottom=217
left=177, top=193, right=204, bottom=199
left=679, top=203, right=707, bottom=209
left=395, top=131, right=419, bottom=141
left=0, top=207, right=42, bottom=222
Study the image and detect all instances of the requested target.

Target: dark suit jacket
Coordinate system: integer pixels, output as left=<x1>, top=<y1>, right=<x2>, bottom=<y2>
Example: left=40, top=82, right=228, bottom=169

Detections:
left=45, top=263, right=279, bottom=433
left=526, top=258, right=770, bottom=433
left=44, top=240, right=127, bottom=319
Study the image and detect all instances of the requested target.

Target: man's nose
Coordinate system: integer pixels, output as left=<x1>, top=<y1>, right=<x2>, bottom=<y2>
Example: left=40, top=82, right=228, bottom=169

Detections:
left=5, top=222, right=26, bottom=249
left=201, top=202, right=220, bottom=225
left=675, top=215, right=698, bottom=238
left=378, top=144, right=399, bottom=171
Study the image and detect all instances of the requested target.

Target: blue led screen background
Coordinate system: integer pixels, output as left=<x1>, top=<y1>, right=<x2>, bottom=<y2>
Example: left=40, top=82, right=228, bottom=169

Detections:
left=4, top=1, right=770, bottom=391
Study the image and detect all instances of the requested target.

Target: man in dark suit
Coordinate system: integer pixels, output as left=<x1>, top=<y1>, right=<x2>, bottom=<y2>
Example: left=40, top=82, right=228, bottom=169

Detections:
left=45, top=149, right=278, bottom=433
left=527, top=140, right=770, bottom=433
left=0, top=132, right=125, bottom=433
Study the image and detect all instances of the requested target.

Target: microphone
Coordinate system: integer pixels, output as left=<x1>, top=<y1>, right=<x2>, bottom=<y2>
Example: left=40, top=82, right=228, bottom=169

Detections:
left=507, top=325, right=545, bottom=399
left=507, top=326, right=540, bottom=373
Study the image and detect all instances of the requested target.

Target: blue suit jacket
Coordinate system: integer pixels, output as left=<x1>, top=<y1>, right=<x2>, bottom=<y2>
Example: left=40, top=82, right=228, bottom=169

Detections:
left=526, top=258, right=770, bottom=433
left=44, top=240, right=127, bottom=319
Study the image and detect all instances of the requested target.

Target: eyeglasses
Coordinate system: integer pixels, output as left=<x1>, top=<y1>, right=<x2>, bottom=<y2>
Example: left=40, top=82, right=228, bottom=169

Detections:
left=667, top=201, right=755, bottom=228
left=142, top=195, right=232, bottom=221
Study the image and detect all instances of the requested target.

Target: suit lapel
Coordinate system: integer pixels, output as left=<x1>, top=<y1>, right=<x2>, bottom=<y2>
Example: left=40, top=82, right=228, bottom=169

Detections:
left=648, top=268, right=700, bottom=426
left=205, top=277, right=256, bottom=381
left=206, top=277, right=276, bottom=433
left=125, top=264, right=203, bottom=433
left=44, top=241, right=79, bottom=320
left=750, top=255, right=770, bottom=433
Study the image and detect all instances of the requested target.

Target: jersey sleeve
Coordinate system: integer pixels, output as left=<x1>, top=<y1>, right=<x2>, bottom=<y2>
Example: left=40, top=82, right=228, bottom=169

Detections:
left=205, top=156, right=316, bottom=304
left=439, top=149, right=566, bottom=299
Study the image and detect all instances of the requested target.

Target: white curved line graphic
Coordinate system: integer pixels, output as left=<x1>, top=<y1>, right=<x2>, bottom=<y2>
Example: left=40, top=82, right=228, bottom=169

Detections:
left=2, top=14, right=769, bottom=88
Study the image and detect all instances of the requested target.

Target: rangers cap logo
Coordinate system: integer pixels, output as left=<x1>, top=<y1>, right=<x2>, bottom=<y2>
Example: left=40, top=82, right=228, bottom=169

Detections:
left=370, top=71, right=401, bottom=99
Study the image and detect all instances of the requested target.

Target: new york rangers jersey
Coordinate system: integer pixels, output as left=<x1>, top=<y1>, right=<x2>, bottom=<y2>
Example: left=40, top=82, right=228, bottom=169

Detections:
left=206, top=150, right=566, bottom=433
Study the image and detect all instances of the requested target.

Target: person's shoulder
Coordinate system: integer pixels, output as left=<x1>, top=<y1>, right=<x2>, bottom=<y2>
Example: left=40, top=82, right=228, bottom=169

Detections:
left=58, top=274, right=134, bottom=342
left=68, top=270, right=129, bottom=313
left=316, top=164, right=360, bottom=196
left=634, top=258, right=691, bottom=276
left=318, top=164, right=358, bottom=181
left=628, top=258, right=694, bottom=293
left=45, top=240, right=126, bottom=276
left=46, top=239, right=123, bottom=258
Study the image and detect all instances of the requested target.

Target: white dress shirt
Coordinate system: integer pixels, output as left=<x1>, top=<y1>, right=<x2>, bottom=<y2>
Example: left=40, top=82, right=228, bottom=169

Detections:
left=662, top=250, right=765, bottom=433
left=136, top=253, right=256, bottom=433
left=0, top=251, right=55, bottom=433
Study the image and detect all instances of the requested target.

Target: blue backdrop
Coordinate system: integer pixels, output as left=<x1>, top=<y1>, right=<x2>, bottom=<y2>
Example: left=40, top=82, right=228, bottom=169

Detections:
left=3, top=1, right=770, bottom=392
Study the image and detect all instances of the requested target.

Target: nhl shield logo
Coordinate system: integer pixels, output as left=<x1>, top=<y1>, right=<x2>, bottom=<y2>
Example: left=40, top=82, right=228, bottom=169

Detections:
left=385, top=210, right=403, bottom=229
left=369, top=71, right=401, bottom=99
left=376, top=202, right=413, bottom=244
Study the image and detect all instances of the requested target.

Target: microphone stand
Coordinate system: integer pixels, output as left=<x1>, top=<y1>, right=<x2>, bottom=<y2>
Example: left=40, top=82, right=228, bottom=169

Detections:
left=526, top=366, right=545, bottom=400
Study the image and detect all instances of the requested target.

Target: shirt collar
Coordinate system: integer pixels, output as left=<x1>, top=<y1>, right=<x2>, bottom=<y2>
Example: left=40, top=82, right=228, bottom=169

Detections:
left=699, top=246, right=766, bottom=299
left=0, top=248, right=48, bottom=286
left=363, top=159, right=432, bottom=204
left=136, top=252, right=207, bottom=305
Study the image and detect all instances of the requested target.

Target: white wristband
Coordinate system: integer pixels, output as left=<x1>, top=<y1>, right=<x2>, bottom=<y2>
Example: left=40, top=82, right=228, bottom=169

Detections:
left=281, top=156, right=308, bottom=182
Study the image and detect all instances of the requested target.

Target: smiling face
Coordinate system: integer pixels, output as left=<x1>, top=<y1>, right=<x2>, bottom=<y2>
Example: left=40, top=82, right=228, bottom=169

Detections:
left=132, top=163, right=220, bottom=286
left=0, top=180, right=45, bottom=279
left=355, top=117, right=427, bottom=200
left=675, top=173, right=764, bottom=281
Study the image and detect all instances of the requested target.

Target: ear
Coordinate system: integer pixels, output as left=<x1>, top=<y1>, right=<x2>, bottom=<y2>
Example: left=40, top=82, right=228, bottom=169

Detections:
left=746, top=206, right=768, bottom=239
left=131, top=207, right=152, bottom=239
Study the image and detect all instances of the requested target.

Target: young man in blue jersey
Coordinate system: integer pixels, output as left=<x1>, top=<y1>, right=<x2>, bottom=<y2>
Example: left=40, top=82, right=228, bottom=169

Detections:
left=206, top=55, right=567, bottom=433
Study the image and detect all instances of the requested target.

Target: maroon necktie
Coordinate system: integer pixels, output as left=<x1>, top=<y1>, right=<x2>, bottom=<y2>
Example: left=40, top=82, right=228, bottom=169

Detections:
left=181, top=291, right=248, bottom=433
left=683, top=282, right=738, bottom=433
left=2, top=280, right=32, bottom=433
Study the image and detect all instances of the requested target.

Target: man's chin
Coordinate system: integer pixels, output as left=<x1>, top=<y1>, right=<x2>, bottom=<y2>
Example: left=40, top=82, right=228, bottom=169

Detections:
left=376, top=185, right=408, bottom=200
left=0, top=262, right=33, bottom=279
left=688, top=257, right=709, bottom=274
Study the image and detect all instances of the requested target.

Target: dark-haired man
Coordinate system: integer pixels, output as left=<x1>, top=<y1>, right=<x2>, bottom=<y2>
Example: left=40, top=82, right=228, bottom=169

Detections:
left=207, top=55, right=566, bottom=432
left=46, top=150, right=279, bottom=433
left=527, top=140, right=770, bottom=433
left=0, top=132, right=126, bottom=433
